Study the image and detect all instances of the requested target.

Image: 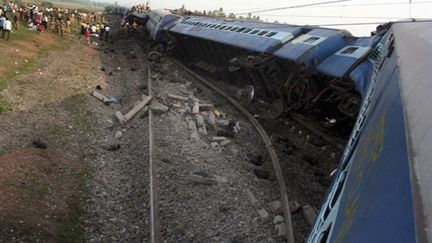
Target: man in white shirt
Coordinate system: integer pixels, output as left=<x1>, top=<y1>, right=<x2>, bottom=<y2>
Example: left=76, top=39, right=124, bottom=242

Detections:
left=3, top=17, right=12, bottom=41
left=0, top=14, right=5, bottom=35
left=104, top=25, right=110, bottom=41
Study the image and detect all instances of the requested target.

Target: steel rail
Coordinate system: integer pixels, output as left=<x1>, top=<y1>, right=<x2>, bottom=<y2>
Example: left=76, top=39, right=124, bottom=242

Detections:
left=148, top=64, right=161, bottom=243
left=173, top=60, right=295, bottom=243
left=132, top=40, right=162, bottom=243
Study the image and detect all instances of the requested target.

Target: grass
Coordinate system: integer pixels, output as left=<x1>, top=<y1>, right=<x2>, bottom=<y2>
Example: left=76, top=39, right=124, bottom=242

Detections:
left=51, top=1, right=104, bottom=11
left=0, top=96, right=11, bottom=112
left=21, top=0, right=104, bottom=11
left=57, top=95, right=95, bottom=242
left=0, top=22, right=72, bottom=113
left=63, top=95, right=97, bottom=133
left=58, top=162, right=92, bottom=243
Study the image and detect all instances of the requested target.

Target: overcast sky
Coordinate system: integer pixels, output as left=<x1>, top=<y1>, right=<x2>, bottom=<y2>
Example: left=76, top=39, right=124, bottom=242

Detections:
left=115, top=0, right=432, bottom=36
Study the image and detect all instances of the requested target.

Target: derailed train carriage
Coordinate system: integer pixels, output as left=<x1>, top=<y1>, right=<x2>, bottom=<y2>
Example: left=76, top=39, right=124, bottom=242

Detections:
left=112, top=7, right=130, bottom=17
left=142, top=10, right=388, bottom=136
left=124, top=9, right=432, bottom=243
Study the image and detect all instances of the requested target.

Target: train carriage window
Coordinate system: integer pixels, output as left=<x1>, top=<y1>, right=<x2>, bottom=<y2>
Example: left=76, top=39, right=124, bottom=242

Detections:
left=221, top=26, right=229, bottom=30
left=216, top=25, right=223, bottom=29
left=242, top=28, right=253, bottom=33
left=231, top=27, right=239, bottom=31
left=250, top=29, right=260, bottom=34
left=211, top=24, right=217, bottom=28
left=341, top=47, right=359, bottom=55
left=236, top=27, right=246, bottom=32
left=257, top=31, right=269, bottom=36
left=266, top=32, right=278, bottom=37
left=303, top=36, right=321, bottom=44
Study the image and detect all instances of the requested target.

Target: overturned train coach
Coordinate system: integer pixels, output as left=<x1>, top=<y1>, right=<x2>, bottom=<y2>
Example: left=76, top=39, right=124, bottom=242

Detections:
left=112, top=7, right=130, bottom=17
left=128, top=10, right=432, bottom=243
left=139, top=10, right=390, bottom=136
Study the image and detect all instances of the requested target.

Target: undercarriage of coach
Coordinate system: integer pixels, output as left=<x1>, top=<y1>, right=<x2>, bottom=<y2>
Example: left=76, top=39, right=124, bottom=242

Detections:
left=166, top=34, right=361, bottom=137
left=227, top=55, right=361, bottom=135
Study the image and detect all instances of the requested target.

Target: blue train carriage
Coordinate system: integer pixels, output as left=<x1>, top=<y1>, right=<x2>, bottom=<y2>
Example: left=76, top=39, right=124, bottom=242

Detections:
left=307, top=21, right=432, bottom=243
left=165, top=16, right=313, bottom=115
left=146, top=10, right=180, bottom=44
left=125, top=12, right=149, bottom=26
left=236, top=28, right=356, bottom=121
left=316, top=25, right=388, bottom=97
left=229, top=26, right=373, bottom=130
left=165, top=16, right=303, bottom=74
left=113, top=7, right=130, bottom=17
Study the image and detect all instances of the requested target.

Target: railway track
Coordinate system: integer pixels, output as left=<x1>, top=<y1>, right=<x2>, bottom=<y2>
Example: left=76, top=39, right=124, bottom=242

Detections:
left=172, top=60, right=295, bottom=243
left=131, top=37, right=341, bottom=242
left=147, top=66, right=161, bottom=243
left=141, top=48, right=295, bottom=241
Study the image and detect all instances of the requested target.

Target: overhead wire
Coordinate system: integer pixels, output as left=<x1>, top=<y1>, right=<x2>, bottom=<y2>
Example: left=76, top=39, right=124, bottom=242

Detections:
left=258, top=14, right=411, bottom=20
left=228, top=0, right=432, bottom=13
left=177, top=16, right=432, bottom=32
left=312, top=18, right=432, bottom=26
left=179, top=0, right=432, bottom=31
left=234, top=0, right=351, bottom=15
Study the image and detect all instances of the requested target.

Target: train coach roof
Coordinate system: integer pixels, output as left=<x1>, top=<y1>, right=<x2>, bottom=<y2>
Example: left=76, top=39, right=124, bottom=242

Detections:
left=130, top=12, right=147, bottom=19
left=150, top=9, right=177, bottom=17
left=395, top=21, right=432, bottom=243
left=316, top=35, right=382, bottom=78
left=307, top=20, right=432, bottom=243
left=126, top=12, right=148, bottom=22
left=273, top=28, right=351, bottom=67
left=168, top=16, right=305, bottom=53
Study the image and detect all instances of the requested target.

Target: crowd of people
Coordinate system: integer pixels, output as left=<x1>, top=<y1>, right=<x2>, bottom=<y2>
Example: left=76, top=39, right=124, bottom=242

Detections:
left=81, top=22, right=110, bottom=44
left=0, top=0, right=107, bottom=42
left=130, top=3, right=149, bottom=13
left=0, top=2, right=16, bottom=41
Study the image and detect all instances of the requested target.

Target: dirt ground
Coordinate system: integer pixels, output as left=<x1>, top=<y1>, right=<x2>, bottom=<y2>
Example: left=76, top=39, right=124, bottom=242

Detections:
left=0, top=37, right=105, bottom=242
left=0, top=16, right=342, bottom=243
